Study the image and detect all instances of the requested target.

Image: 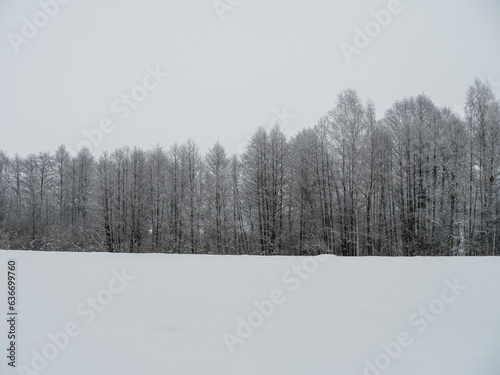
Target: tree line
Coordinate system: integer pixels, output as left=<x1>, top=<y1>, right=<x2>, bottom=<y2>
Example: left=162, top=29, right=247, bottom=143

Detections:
left=1, top=78, right=499, bottom=256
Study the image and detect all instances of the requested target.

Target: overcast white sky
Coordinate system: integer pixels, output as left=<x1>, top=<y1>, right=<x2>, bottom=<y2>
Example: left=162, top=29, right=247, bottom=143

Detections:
left=0, top=0, right=499, bottom=157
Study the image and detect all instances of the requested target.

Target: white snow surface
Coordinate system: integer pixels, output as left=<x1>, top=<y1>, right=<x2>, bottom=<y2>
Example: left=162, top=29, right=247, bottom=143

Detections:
left=1, top=251, right=500, bottom=375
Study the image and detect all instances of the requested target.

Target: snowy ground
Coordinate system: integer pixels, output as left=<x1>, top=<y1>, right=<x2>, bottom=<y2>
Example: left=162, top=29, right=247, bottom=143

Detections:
left=1, top=251, right=500, bottom=375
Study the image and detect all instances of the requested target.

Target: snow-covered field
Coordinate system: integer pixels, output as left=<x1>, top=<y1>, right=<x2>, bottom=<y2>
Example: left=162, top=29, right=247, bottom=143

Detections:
left=1, top=251, right=500, bottom=375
